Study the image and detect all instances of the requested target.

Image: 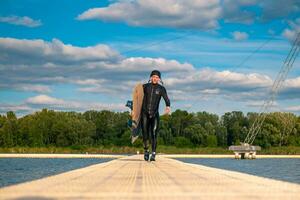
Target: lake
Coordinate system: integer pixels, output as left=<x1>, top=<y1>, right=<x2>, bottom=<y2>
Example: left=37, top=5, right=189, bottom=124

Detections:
left=0, top=157, right=113, bottom=187
left=177, top=158, right=300, bottom=184
left=1, top=157, right=299, bottom=188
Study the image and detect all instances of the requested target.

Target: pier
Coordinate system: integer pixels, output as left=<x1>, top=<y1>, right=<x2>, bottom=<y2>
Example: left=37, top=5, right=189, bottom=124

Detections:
left=1, top=155, right=299, bottom=199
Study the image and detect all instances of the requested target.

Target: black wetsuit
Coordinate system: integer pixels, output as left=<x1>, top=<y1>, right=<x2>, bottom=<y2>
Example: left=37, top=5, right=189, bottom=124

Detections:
left=142, top=82, right=170, bottom=153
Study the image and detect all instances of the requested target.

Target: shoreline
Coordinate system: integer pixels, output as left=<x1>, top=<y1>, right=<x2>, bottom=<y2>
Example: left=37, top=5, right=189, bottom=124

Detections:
left=161, top=154, right=300, bottom=158
left=0, top=153, right=126, bottom=158
left=0, top=153, right=300, bottom=158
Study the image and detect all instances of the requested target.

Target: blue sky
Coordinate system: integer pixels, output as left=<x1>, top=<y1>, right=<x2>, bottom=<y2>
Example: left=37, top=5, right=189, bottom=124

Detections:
left=0, top=0, right=300, bottom=116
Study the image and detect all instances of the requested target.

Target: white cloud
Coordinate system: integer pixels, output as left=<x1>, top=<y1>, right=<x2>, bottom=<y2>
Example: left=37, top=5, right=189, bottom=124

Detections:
left=73, top=79, right=106, bottom=86
left=200, top=88, right=220, bottom=94
left=0, top=15, right=42, bottom=27
left=232, top=31, right=249, bottom=41
left=26, top=95, right=65, bottom=105
left=285, top=105, right=300, bottom=112
left=25, top=95, right=126, bottom=112
left=0, top=83, right=51, bottom=93
left=113, top=57, right=194, bottom=72
left=277, top=77, right=300, bottom=100
left=0, top=37, right=120, bottom=64
left=0, top=104, right=33, bottom=112
left=77, top=0, right=300, bottom=30
left=0, top=37, right=195, bottom=97
left=1, top=36, right=300, bottom=116
left=162, top=68, right=277, bottom=103
left=0, top=95, right=126, bottom=116
left=284, top=77, right=300, bottom=88
left=77, top=0, right=221, bottom=30
left=245, top=100, right=278, bottom=108
left=17, top=84, right=52, bottom=93
left=164, top=68, right=272, bottom=90
left=282, top=18, right=300, bottom=42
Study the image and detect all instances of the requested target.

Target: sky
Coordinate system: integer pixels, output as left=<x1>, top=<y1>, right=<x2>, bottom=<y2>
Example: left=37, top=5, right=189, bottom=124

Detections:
left=0, top=0, right=300, bottom=117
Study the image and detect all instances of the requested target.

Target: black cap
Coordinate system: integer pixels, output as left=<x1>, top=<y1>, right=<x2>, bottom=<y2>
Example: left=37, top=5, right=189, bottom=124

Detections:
left=150, top=70, right=161, bottom=78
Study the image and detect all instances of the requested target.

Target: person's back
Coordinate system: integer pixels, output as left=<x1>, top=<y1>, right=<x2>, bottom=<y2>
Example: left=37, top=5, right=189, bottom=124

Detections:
left=141, top=70, right=170, bottom=161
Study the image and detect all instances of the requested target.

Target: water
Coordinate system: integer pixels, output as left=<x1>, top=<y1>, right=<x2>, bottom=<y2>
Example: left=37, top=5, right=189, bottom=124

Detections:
left=177, top=158, right=300, bottom=184
left=0, top=158, right=113, bottom=187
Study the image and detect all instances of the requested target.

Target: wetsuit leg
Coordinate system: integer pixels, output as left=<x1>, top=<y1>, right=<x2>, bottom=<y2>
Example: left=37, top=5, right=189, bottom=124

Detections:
left=141, top=112, right=149, bottom=151
left=150, top=113, right=159, bottom=153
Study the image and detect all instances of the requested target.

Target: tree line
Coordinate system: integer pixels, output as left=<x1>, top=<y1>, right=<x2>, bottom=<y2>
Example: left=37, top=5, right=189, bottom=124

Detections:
left=0, top=109, right=300, bottom=149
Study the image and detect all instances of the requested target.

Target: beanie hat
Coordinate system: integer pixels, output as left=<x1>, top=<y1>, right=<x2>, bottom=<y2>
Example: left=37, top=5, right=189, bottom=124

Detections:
left=150, top=70, right=161, bottom=78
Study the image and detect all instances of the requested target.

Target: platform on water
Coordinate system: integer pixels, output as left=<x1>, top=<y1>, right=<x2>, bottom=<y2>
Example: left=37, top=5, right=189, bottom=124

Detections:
left=0, top=155, right=299, bottom=200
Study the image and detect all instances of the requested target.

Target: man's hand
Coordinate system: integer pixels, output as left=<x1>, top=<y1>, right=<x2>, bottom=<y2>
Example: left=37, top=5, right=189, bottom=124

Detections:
left=164, top=106, right=171, bottom=115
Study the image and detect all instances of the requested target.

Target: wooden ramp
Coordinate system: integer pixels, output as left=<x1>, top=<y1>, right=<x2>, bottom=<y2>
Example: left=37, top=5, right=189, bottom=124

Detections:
left=1, top=155, right=299, bottom=200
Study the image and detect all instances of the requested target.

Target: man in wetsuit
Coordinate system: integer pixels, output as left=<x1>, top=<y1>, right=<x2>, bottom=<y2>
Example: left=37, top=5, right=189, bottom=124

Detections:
left=142, top=70, right=170, bottom=161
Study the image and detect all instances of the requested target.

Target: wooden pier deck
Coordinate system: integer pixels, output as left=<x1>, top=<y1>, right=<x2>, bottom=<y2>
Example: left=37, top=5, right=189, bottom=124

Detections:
left=1, top=155, right=299, bottom=200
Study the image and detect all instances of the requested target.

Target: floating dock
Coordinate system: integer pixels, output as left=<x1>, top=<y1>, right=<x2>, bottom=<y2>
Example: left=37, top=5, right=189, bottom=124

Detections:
left=229, top=143, right=261, bottom=159
left=1, top=155, right=299, bottom=199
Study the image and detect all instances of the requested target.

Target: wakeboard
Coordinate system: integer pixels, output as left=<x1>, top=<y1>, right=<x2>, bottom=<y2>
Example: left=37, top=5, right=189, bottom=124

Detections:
left=126, top=83, right=144, bottom=144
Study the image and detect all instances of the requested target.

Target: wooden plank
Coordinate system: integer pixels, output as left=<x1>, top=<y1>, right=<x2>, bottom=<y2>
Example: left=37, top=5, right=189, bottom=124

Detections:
left=1, top=155, right=299, bottom=200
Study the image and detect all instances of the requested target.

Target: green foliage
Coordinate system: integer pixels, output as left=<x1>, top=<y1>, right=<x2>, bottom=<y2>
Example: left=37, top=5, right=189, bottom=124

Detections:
left=0, top=112, right=18, bottom=147
left=132, top=138, right=143, bottom=148
left=174, top=137, right=192, bottom=148
left=0, top=109, right=300, bottom=152
left=206, top=135, right=218, bottom=147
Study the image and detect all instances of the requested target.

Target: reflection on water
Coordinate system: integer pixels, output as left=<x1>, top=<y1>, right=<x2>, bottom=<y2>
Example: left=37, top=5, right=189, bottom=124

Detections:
left=0, top=158, right=113, bottom=187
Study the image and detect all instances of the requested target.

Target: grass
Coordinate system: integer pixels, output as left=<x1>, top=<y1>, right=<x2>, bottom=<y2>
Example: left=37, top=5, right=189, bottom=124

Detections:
left=1, top=145, right=300, bottom=155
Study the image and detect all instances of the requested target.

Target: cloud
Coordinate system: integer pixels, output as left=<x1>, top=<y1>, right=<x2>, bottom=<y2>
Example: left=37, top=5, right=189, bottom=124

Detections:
left=73, top=79, right=106, bottom=85
left=221, top=0, right=300, bottom=24
left=278, top=77, right=300, bottom=100
left=16, top=84, right=51, bottom=93
left=77, top=0, right=300, bottom=31
left=222, top=0, right=257, bottom=24
left=26, top=95, right=65, bottom=105
left=0, top=95, right=126, bottom=116
left=77, top=0, right=221, bottom=30
left=0, top=37, right=194, bottom=96
left=285, top=105, right=300, bottom=112
left=164, top=68, right=275, bottom=103
left=165, top=68, right=272, bottom=91
left=282, top=18, right=300, bottom=42
left=200, top=88, right=220, bottom=95
left=284, top=77, right=300, bottom=88
left=245, top=100, right=278, bottom=108
left=0, top=83, right=51, bottom=93
left=1, top=37, right=300, bottom=116
left=113, top=57, right=194, bottom=72
left=260, top=0, right=300, bottom=21
left=231, top=31, right=249, bottom=41
left=25, top=95, right=126, bottom=112
left=0, top=104, right=33, bottom=113
left=0, top=15, right=42, bottom=27
left=0, top=37, right=121, bottom=65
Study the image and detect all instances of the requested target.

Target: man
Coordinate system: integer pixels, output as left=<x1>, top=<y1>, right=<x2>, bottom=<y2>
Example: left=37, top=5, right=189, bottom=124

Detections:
left=142, top=70, right=171, bottom=161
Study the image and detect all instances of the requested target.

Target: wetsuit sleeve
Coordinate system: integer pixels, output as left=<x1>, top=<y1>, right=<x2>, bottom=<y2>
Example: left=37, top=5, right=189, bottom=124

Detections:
left=162, top=87, right=170, bottom=107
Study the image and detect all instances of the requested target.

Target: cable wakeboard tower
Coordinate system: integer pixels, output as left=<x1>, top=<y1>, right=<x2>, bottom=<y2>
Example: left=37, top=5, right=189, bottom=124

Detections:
left=229, top=33, right=300, bottom=159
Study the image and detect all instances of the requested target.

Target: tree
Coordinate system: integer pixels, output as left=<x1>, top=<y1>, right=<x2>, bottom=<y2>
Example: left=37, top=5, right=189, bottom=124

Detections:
left=159, top=114, right=174, bottom=145
left=0, top=111, right=18, bottom=147
left=206, top=135, right=218, bottom=147
left=222, top=111, right=247, bottom=145
left=174, top=136, right=192, bottom=148
left=215, top=125, right=227, bottom=147
left=184, top=124, right=205, bottom=146
left=170, top=110, right=193, bottom=137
